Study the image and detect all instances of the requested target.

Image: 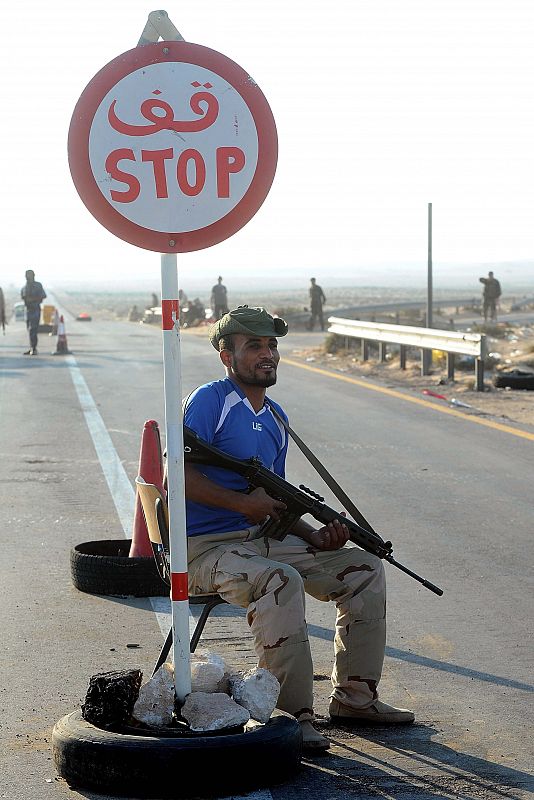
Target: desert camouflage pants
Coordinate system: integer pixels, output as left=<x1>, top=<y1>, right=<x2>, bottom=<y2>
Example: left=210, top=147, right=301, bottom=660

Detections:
left=187, top=529, right=386, bottom=722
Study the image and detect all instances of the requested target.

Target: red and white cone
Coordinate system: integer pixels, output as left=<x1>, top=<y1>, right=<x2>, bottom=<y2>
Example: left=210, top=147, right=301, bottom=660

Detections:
left=129, top=420, right=166, bottom=558
left=52, top=315, right=72, bottom=355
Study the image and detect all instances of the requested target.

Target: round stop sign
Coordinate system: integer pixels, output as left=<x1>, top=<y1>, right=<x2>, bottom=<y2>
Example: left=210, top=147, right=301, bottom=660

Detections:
left=68, top=41, right=278, bottom=253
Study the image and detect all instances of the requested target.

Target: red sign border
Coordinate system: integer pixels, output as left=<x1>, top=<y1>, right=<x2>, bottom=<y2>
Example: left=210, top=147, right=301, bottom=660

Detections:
left=68, top=41, right=278, bottom=253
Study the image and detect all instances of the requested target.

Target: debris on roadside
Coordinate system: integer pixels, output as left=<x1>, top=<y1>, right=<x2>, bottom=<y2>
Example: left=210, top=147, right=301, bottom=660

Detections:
left=493, top=368, right=534, bottom=391
left=450, top=398, right=473, bottom=409
left=291, top=319, right=534, bottom=427
left=82, top=669, right=142, bottom=729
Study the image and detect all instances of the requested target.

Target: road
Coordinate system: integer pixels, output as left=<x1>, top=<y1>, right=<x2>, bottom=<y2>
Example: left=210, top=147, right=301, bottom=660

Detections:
left=1, top=307, right=533, bottom=800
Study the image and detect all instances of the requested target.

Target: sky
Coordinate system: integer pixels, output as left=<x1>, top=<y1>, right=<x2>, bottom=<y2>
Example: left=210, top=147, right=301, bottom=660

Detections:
left=1, top=0, right=533, bottom=291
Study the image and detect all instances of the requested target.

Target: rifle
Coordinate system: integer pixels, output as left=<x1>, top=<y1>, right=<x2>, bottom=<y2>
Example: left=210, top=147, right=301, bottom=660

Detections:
left=183, top=426, right=443, bottom=596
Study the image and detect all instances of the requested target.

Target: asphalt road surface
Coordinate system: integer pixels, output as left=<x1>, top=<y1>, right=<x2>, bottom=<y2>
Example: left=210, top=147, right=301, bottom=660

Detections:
left=1, top=306, right=533, bottom=800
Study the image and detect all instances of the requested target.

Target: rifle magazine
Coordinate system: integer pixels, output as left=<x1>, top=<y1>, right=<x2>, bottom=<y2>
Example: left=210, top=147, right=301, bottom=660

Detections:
left=258, top=511, right=302, bottom=541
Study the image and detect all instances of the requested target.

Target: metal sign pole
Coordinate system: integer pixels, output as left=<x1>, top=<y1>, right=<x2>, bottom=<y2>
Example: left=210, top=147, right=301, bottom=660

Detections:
left=160, top=253, right=191, bottom=702
left=138, top=12, right=190, bottom=702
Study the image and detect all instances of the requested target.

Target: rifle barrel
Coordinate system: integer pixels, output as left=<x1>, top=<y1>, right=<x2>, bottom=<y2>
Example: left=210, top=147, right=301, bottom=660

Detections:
left=385, top=556, right=443, bottom=596
left=184, top=426, right=444, bottom=596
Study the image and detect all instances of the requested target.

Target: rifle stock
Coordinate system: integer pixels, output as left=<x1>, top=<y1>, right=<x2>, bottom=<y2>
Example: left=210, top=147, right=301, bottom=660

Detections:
left=183, top=426, right=443, bottom=596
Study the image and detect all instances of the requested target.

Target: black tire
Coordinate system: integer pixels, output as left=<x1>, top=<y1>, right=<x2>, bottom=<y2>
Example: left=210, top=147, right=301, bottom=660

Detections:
left=71, top=539, right=169, bottom=597
left=493, top=369, right=534, bottom=390
left=53, top=710, right=302, bottom=797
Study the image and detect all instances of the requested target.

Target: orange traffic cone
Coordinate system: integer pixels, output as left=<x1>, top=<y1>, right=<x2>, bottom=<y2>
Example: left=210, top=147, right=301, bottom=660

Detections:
left=129, top=420, right=165, bottom=558
left=52, top=315, right=72, bottom=355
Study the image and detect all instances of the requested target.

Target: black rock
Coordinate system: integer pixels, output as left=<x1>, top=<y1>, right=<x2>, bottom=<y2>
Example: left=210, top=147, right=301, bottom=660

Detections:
left=81, top=669, right=142, bottom=729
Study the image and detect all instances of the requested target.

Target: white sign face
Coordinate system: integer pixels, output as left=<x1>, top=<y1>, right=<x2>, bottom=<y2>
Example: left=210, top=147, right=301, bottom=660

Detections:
left=89, top=62, right=258, bottom=233
left=69, top=42, right=277, bottom=253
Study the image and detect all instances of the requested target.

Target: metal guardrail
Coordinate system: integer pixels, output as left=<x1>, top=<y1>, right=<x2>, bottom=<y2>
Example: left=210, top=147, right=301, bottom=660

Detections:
left=327, top=316, right=487, bottom=391
left=329, top=297, right=478, bottom=317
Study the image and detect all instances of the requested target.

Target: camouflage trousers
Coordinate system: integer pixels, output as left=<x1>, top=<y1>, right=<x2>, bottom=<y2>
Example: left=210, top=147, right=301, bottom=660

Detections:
left=187, top=529, right=386, bottom=722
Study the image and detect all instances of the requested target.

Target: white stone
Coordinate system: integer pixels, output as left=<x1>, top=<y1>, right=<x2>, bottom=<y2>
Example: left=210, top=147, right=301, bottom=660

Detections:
left=181, top=691, right=250, bottom=732
left=229, top=668, right=280, bottom=723
left=131, top=662, right=175, bottom=727
left=190, top=649, right=230, bottom=693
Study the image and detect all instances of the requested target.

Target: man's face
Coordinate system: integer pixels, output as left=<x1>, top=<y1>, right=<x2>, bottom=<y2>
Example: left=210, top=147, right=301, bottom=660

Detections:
left=223, top=334, right=280, bottom=388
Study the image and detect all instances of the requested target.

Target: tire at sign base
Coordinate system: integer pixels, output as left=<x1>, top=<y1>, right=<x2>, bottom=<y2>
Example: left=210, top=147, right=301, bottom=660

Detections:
left=70, top=539, right=168, bottom=597
left=52, top=710, right=302, bottom=797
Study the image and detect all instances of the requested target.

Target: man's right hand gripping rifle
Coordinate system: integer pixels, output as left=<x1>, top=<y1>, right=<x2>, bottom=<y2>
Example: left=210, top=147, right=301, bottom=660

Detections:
left=184, top=465, right=350, bottom=553
left=184, top=465, right=285, bottom=523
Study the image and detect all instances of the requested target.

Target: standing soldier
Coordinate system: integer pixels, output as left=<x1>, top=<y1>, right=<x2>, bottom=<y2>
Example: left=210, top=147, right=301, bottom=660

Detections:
left=211, top=276, right=229, bottom=320
left=479, top=271, right=502, bottom=323
left=21, top=269, right=46, bottom=355
left=308, top=277, right=326, bottom=331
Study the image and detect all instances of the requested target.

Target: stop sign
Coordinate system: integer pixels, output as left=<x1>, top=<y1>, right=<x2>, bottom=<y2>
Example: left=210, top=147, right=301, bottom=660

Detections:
left=68, top=41, right=278, bottom=253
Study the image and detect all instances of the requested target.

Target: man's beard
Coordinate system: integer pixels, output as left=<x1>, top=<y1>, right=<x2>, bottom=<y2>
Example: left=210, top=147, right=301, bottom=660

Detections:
left=232, top=364, right=277, bottom=388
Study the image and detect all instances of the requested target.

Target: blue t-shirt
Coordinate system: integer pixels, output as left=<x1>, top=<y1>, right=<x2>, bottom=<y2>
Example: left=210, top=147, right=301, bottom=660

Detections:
left=184, top=377, right=289, bottom=536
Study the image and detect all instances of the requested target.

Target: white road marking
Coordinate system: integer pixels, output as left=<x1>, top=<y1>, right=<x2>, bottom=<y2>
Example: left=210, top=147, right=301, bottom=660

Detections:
left=67, top=355, right=135, bottom=533
left=66, top=353, right=172, bottom=636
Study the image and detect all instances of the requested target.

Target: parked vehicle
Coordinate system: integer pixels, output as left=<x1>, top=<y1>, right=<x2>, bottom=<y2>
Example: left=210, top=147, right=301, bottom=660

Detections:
left=13, top=301, right=26, bottom=320
left=141, top=306, right=162, bottom=325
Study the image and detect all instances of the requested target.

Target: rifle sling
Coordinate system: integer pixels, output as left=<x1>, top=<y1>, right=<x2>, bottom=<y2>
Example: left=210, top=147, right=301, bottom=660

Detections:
left=268, top=404, right=376, bottom=536
left=183, top=386, right=375, bottom=536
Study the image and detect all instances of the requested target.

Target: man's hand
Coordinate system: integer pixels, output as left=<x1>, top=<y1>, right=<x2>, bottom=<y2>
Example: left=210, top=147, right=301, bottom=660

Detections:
left=241, top=487, right=287, bottom=524
left=184, top=465, right=286, bottom=523
left=305, top=518, right=349, bottom=551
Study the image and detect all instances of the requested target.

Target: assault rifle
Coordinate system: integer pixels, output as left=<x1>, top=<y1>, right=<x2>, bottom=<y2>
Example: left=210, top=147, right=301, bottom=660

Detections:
left=183, top=426, right=443, bottom=596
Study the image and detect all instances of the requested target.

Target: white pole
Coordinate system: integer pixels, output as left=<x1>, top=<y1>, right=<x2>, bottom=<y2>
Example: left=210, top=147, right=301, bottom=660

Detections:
left=160, top=253, right=191, bottom=703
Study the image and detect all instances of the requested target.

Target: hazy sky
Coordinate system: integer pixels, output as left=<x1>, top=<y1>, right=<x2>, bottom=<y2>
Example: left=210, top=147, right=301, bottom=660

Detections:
left=1, top=1, right=533, bottom=289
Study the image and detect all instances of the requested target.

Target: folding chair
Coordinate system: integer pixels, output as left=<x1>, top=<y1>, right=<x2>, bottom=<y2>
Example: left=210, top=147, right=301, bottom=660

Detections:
left=135, top=477, right=228, bottom=675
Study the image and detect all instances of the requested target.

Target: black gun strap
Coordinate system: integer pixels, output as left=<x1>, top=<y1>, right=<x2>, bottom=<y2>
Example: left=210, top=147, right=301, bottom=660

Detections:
left=181, top=386, right=375, bottom=535
left=269, top=403, right=376, bottom=535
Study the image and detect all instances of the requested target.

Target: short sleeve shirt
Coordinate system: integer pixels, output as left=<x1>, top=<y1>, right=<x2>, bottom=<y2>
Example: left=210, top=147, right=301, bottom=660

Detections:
left=21, top=281, right=46, bottom=311
left=211, top=284, right=227, bottom=303
left=184, top=377, right=289, bottom=536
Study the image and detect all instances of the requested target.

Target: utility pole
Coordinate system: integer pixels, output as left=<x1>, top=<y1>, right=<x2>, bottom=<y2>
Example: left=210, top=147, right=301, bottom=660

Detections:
left=422, top=202, right=433, bottom=375
left=427, top=202, right=433, bottom=328
left=426, top=203, right=432, bottom=328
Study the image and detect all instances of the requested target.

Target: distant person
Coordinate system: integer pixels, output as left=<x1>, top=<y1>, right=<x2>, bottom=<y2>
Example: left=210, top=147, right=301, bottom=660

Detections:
left=128, top=305, right=142, bottom=322
left=479, top=271, right=501, bottom=323
left=307, top=277, right=326, bottom=331
left=211, top=276, right=229, bottom=320
left=178, top=289, right=188, bottom=322
left=0, top=286, right=6, bottom=334
left=21, top=269, right=46, bottom=355
left=181, top=298, right=206, bottom=328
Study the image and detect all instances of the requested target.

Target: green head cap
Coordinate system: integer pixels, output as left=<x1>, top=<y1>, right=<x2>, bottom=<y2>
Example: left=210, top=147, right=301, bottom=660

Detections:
left=209, top=305, right=288, bottom=350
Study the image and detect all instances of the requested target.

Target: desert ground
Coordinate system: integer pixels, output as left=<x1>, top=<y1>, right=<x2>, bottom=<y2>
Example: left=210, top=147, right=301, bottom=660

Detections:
left=288, top=335, right=534, bottom=429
